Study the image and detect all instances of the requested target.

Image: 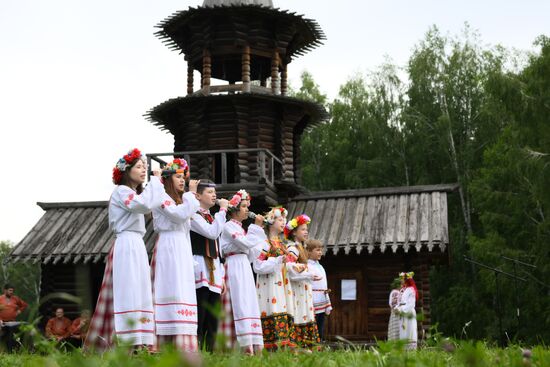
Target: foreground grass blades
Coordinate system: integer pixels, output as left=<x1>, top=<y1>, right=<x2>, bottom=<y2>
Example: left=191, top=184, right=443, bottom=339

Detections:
left=0, top=341, right=548, bottom=367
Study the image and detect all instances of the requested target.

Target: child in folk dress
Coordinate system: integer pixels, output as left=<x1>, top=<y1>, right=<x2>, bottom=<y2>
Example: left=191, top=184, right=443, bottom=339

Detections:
left=189, top=180, right=229, bottom=351
left=285, top=215, right=322, bottom=349
left=306, top=239, right=332, bottom=342
left=85, top=148, right=164, bottom=351
left=219, top=190, right=265, bottom=355
left=151, top=158, right=201, bottom=354
left=252, top=207, right=298, bottom=350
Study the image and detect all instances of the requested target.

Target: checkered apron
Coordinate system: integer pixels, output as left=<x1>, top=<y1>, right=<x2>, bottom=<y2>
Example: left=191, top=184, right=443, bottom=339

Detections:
left=83, top=245, right=115, bottom=352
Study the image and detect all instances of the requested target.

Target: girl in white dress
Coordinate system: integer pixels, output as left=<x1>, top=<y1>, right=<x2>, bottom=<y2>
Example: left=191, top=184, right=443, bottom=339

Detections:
left=253, top=207, right=297, bottom=350
left=219, top=190, right=265, bottom=354
left=285, top=215, right=322, bottom=350
left=395, top=272, right=418, bottom=350
left=86, top=148, right=164, bottom=351
left=151, top=158, right=201, bottom=354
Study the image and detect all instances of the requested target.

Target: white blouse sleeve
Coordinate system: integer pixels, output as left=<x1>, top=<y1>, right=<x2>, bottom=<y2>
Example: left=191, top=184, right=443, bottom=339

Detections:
left=223, top=223, right=264, bottom=252
left=190, top=209, right=227, bottom=239
left=159, top=191, right=200, bottom=223
left=397, top=288, right=416, bottom=313
left=115, top=176, right=164, bottom=214
left=253, top=241, right=284, bottom=275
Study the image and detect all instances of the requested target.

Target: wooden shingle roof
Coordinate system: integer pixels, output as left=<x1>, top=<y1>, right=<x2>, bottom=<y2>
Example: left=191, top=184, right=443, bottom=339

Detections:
left=287, top=184, right=457, bottom=255
left=9, top=184, right=456, bottom=264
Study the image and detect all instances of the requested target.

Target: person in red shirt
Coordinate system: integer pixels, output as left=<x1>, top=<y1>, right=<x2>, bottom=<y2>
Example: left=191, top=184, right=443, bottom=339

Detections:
left=45, top=308, right=72, bottom=342
left=0, top=284, right=28, bottom=322
left=0, top=284, right=28, bottom=352
left=69, top=309, right=90, bottom=346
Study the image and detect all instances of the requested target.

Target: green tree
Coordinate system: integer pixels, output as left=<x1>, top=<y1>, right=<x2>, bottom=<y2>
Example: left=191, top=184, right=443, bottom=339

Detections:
left=0, top=240, right=41, bottom=318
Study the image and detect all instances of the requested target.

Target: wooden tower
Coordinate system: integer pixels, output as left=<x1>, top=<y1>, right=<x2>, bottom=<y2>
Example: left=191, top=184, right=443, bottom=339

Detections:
left=146, top=0, right=328, bottom=209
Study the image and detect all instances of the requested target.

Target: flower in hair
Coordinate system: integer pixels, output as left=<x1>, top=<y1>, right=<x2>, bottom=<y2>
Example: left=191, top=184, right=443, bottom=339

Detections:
left=112, top=148, right=144, bottom=184
left=264, top=206, right=288, bottom=225
left=162, top=158, right=190, bottom=179
left=228, top=189, right=251, bottom=209
left=284, top=214, right=311, bottom=238
left=399, top=271, right=415, bottom=279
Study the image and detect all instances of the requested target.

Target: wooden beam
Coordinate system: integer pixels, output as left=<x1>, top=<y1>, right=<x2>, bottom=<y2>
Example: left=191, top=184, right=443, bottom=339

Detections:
left=187, top=62, right=194, bottom=95
left=271, top=49, right=279, bottom=95
left=242, top=45, right=250, bottom=93
left=202, top=49, right=211, bottom=95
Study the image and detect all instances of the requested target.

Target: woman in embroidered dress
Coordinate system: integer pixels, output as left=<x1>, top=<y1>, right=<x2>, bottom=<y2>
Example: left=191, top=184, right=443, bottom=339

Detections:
left=285, top=215, right=322, bottom=350
left=151, top=158, right=201, bottom=354
left=387, top=277, right=401, bottom=341
left=219, top=190, right=265, bottom=354
left=252, top=207, right=298, bottom=350
left=395, top=272, right=418, bottom=350
left=85, top=148, right=164, bottom=351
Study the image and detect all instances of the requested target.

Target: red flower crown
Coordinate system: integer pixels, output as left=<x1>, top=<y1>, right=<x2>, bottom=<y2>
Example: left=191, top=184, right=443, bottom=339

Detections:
left=112, top=148, right=144, bottom=185
left=284, top=214, right=311, bottom=238
left=228, top=189, right=251, bottom=209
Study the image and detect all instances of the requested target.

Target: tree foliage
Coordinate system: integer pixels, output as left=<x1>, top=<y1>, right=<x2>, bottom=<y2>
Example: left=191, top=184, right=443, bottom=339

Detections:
left=294, top=27, right=550, bottom=343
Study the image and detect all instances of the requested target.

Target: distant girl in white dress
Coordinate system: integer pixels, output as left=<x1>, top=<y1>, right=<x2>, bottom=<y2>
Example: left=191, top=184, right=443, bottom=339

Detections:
left=387, top=277, right=401, bottom=341
left=151, top=158, right=201, bottom=355
left=219, top=190, right=265, bottom=355
left=394, top=271, right=418, bottom=350
left=85, top=148, right=164, bottom=351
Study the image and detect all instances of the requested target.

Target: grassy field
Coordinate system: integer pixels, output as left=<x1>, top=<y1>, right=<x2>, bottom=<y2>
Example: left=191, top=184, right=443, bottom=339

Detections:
left=0, top=341, right=548, bottom=367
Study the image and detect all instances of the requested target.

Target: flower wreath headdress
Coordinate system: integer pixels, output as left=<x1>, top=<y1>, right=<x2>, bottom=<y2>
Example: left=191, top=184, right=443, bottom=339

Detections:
left=399, top=271, right=415, bottom=280
left=161, top=158, right=190, bottom=179
left=228, top=189, right=251, bottom=209
left=264, top=206, right=288, bottom=225
left=284, top=214, right=311, bottom=239
left=112, top=148, right=144, bottom=185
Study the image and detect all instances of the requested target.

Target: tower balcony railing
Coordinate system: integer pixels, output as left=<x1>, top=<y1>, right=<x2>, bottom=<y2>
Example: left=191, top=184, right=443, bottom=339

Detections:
left=146, top=148, right=282, bottom=186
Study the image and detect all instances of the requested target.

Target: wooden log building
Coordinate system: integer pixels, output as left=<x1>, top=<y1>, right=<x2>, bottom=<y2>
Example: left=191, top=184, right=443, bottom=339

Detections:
left=9, top=0, right=454, bottom=341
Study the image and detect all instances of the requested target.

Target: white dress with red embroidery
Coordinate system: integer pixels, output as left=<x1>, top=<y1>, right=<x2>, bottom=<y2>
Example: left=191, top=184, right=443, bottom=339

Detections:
left=307, top=259, right=332, bottom=315
left=219, top=220, right=265, bottom=348
left=396, top=287, right=417, bottom=349
left=287, top=242, right=320, bottom=346
left=152, top=191, right=200, bottom=341
left=109, top=176, right=164, bottom=346
left=190, top=208, right=226, bottom=293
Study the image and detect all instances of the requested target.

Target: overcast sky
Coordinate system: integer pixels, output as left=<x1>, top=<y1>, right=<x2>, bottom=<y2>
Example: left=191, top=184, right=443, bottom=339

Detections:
left=1, top=0, right=549, bottom=244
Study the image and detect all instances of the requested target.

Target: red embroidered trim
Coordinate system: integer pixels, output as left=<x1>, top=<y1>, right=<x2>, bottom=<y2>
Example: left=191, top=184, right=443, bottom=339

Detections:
left=115, top=329, right=154, bottom=335
left=154, top=302, right=197, bottom=307
left=233, top=317, right=261, bottom=322
left=114, top=310, right=154, bottom=315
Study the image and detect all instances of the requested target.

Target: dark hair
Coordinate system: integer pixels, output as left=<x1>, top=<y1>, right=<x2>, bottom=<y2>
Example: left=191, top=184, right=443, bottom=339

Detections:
left=4, top=284, right=14, bottom=290
left=197, top=179, right=216, bottom=195
left=163, top=174, right=183, bottom=205
left=390, top=278, right=401, bottom=290
left=118, top=159, right=144, bottom=194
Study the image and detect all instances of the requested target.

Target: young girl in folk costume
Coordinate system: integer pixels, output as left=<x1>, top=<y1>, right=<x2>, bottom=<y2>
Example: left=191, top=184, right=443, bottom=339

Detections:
left=219, top=190, right=265, bottom=354
left=85, top=148, right=164, bottom=351
left=387, top=277, right=402, bottom=341
left=189, top=181, right=229, bottom=352
left=285, top=215, right=322, bottom=349
left=252, top=207, right=298, bottom=350
left=394, top=272, right=418, bottom=350
left=306, top=239, right=332, bottom=341
left=151, top=158, right=201, bottom=354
